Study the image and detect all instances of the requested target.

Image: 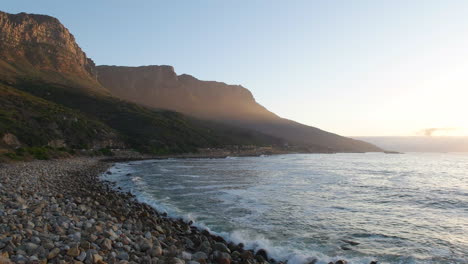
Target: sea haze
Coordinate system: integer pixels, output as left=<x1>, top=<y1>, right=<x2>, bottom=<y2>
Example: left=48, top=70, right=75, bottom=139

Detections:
left=355, top=136, right=468, bottom=153
left=102, top=153, right=468, bottom=264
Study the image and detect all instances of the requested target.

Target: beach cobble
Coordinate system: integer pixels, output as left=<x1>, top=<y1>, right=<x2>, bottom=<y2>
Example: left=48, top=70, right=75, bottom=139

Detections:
left=0, top=158, right=361, bottom=264
left=0, top=158, right=277, bottom=264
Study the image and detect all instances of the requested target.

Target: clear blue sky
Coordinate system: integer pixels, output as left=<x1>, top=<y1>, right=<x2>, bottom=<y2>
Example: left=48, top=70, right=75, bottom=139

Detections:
left=3, top=0, right=468, bottom=136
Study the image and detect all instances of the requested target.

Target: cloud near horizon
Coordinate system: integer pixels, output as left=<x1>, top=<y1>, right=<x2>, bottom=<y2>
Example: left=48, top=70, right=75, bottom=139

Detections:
left=417, top=128, right=458, bottom=137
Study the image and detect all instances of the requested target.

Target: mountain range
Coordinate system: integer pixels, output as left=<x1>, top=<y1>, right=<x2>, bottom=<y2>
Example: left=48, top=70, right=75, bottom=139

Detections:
left=0, top=11, right=381, bottom=156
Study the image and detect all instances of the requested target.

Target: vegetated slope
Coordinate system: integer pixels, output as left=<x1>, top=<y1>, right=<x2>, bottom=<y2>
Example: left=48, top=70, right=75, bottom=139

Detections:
left=8, top=80, right=284, bottom=154
left=97, top=66, right=382, bottom=152
left=0, top=83, right=122, bottom=153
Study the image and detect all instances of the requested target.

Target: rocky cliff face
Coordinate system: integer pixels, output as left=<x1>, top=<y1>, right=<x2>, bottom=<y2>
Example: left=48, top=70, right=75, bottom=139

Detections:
left=97, top=66, right=382, bottom=152
left=97, top=65, right=277, bottom=120
left=0, top=11, right=104, bottom=92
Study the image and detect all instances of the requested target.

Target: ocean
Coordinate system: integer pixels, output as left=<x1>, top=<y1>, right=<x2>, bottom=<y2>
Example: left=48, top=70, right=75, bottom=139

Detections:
left=101, top=153, right=468, bottom=264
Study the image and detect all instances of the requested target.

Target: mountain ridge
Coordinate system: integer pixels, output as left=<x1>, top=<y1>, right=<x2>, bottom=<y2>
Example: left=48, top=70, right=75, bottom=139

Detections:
left=97, top=65, right=277, bottom=121
left=0, top=10, right=382, bottom=154
left=0, top=11, right=105, bottom=93
left=0, top=11, right=286, bottom=155
left=97, top=65, right=381, bottom=152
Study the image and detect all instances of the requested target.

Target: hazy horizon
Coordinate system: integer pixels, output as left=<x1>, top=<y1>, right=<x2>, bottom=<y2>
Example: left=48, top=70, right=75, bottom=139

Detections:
left=355, top=136, right=468, bottom=152
left=3, top=0, right=467, bottom=137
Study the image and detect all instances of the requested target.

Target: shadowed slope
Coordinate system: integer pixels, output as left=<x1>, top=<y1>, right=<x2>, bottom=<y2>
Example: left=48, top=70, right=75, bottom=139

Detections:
left=97, top=65, right=382, bottom=152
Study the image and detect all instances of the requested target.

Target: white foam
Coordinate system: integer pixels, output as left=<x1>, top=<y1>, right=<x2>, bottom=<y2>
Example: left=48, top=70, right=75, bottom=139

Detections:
left=177, top=174, right=201, bottom=178
left=100, top=160, right=430, bottom=264
left=131, top=176, right=142, bottom=183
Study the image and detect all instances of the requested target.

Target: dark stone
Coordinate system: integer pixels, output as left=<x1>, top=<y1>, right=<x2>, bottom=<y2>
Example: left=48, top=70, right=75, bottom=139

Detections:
left=255, top=255, right=265, bottom=262
left=341, top=239, right=360, bottom=246
left=340, top=245, right=352, bottom=250
left=240, top=251, right=253, bottom=260
left=213, top=235, right=226, bottom=243
left=255, top=249, right=268, bottom=260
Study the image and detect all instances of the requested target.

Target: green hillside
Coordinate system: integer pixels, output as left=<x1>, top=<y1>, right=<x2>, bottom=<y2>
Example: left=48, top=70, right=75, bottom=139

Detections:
left=0, top=82, right=124, bottom=160
left=1, top=79, right=283, bottom=155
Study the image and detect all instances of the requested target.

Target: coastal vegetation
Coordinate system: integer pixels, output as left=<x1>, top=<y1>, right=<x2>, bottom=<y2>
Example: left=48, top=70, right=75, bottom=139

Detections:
left=0, top=80, right=284, bottom=161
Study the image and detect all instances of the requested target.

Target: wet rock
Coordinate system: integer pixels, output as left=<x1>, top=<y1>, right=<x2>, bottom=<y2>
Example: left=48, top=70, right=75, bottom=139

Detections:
left=198, top=241, right=211, bottom=254
left=217, top=258, right=231, bottom=264
left=181, top=251, right=192, bottom=260
left=213, top=242, right=231, bottom=253
left=139, top=239, right=153, bottom=252
left=213, top=250, right=231, bottom=264
left=106, top=229, right=118, bottom=240
left=77, top=251, right=87, bottom=262
left=170, top=257, right=185, bottom=264
left=192, top=251, right=208, bottom=261
left=11, top=255, right=27, bottom=263
left=256, top=249, right=268, bottom=260
left=47, top=248, right=60, bottom=259
left=102, top=238, right=113, bottom=250
left=92, top=253, right=103, bottom=263
left=30, top=237, right=41, bottom=244
left=117, top=251, right=129, bottom=261
left=0, top=255, right=12, bottom=264
left=240, top=250, right=253, bottom=260
left=144, top=231, right=152, bottom=239
left=231, top=251, right=240, bottom=260
left=70, top=232, right=82, bottom=241
left=67, top=246, right=80, bottom=257
left=35, top=246, right=47, bottom=259
left=155, top=225, right=165, bottom=234
left=80, top=241, right=91, bottom=250
left=149, top=246, right=162, bottom=257
left=24, top=242, right=38, bottom=254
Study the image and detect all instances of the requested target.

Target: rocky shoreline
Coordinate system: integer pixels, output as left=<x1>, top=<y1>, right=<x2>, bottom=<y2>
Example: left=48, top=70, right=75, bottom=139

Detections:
left=0, top=158, right=366, bottom=264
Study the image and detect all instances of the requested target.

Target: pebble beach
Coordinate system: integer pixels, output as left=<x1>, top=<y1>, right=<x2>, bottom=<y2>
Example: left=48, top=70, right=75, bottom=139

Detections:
left=0, top=158, right=355, bottom=264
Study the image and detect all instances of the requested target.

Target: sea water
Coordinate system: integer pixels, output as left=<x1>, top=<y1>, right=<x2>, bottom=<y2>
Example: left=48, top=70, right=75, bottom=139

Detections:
left=101, top=153, right=468, bottom=264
